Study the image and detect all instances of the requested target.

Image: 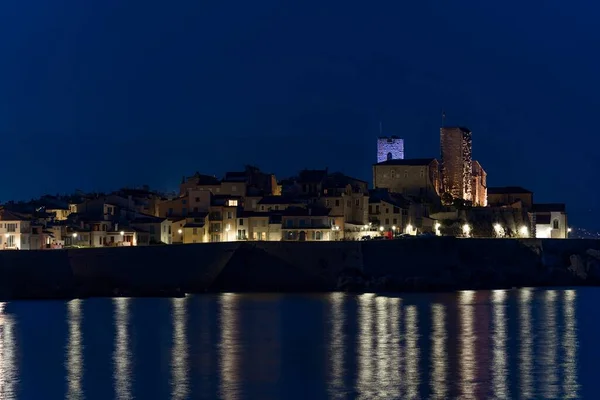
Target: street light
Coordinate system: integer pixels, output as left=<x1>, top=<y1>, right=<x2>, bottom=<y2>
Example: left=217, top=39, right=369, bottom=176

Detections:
left=406, top=224, right=413, bottom=235
left=462, top=224, right=471, bottom=238
left=379, top=226, right=384, bottom=232
left=120, top=231, right=124, bottom=236
left=72, top=233, right=77, bottom=238
left=519, top=226, right=529, bottom=237
left=178, top=229, right=182, bottom=234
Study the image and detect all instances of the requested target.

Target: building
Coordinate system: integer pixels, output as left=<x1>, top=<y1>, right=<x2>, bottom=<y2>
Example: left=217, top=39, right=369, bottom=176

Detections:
left=377, top=136, right=404, bottom=163
left=129, top=214, right=172, bottom=245
left=532, top=203, right=568, bottom=239
left=487, top=187, right=533, bottom=209
left=372, top=158, right=441, bottom=202
left=368, top=190, right=409, bottom=232
left=281, top=207, right=333, bottom=241
left=0, top=210, right=48, bottom=250
left=471, top=160, right=488, bottom=207
left=440, top=127, right=472, bottom=201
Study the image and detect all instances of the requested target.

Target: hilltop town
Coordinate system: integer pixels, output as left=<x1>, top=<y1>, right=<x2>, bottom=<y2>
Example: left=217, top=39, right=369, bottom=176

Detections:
left=0, top=127, right=568, bottom=250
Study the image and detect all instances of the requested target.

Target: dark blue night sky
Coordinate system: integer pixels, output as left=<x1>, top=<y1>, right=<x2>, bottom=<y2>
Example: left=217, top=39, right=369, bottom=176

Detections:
left=1, top=1, right=598, bottom=230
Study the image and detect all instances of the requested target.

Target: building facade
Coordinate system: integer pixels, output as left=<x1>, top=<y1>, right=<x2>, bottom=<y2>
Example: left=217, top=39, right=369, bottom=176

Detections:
left=532, top=203, right=568, bottom=239
left=471, top=160, right=488, bottom=207
left=372, top=158, right=441, bottom=202
left=440, top=127, right=472, bottom=201
left=377, top=136, right=404, bottom=163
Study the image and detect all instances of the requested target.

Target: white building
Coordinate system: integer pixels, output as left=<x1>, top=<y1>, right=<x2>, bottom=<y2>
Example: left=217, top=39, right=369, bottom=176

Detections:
left=533, top=203, right=568, bottom=239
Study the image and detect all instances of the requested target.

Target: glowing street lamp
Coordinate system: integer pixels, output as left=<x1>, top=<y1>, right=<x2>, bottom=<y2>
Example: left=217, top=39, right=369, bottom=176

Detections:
left=178, top=229, right=182, bottom=234
left=406, top=224, right=413, bottom=235
left=462, top=224, right=471, bottom=238
left=72, top=233, right=77, bottom=238
left=519, top=226, right=529, bottom=237
left=120, top=231, right=125, bottom=236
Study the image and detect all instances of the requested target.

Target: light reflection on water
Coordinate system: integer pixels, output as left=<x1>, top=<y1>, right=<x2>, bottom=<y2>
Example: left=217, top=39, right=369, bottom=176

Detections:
left=0, top=303, right=17, bottom=400
left=66, top=300, right=83, bottom=400
left=113, top=298, right=132, bottom=400
left=430, top=303, right=447, bottom=400
left=0, top=289, right=591, bottom=399
left=170, top=297, right=189, bottom=400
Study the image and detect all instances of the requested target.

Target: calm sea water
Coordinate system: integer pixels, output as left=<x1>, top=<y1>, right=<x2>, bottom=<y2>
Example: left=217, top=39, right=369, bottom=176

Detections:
left=0, top=289, right=599, bottom=399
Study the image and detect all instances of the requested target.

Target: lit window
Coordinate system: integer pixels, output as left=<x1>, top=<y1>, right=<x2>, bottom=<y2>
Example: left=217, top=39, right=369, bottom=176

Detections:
left=228, top=199, right=238, bottom=207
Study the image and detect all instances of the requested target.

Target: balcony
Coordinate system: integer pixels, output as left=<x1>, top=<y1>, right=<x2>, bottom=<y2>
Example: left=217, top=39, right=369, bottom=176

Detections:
left=209, top=213, right=223, bottom=221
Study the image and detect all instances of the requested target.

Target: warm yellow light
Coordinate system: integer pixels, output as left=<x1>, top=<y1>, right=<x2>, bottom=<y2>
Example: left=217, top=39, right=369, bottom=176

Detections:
left=392, top=225, right=396, bottom=231
left=120, top=231, right=125, bottom=236
left=567, top=228, right=572, bottom=233
left=72, top=233, right=77, bottom=238
left=379, top=226, right=384, bottom=231
left=462, top=224, right=471, bottom=237
left=519, top=226, right=529, bottom=237
left=494, top=223, right=502, bottom=231
left=178, top=229, right=182, bottom=234
left=406, top=224, right=413, bottom=233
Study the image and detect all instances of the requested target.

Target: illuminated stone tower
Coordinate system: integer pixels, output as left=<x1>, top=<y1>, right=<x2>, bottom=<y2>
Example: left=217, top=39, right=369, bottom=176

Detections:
left=377, top=136, right=404, bottom=163
left=440, top=127, right=472, bottom=201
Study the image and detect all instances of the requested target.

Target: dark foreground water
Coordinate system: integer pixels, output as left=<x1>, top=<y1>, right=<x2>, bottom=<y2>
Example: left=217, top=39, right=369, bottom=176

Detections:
left=0, top=289, right=599, bottom=399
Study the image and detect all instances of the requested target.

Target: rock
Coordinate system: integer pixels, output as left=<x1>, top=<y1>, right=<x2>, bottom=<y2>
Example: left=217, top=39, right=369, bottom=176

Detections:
left=568, top=254, right=588, bottom=280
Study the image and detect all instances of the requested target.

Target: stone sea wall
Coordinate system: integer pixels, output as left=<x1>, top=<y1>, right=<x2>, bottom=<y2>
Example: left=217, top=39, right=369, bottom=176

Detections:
left=0, top=238, right=599, bottom=299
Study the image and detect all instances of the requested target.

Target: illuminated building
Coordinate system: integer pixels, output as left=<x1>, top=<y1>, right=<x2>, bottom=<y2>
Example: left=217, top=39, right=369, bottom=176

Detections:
left=440, top=127, right=472, bottom=201
left=377, top=136, right=404, bottom=163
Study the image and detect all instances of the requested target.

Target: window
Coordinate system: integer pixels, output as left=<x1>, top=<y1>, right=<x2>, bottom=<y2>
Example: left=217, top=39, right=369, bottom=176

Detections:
left=404, top=170, right=408, bottom=178
left=335, top=199, right=340, bottom=207
left=355, top=199, right=360, bottom=206
left=316, top=231, right=322, bottom=240
left=227, top=199, right=238, bottom=207
left=6, top=223, right=16, bottom=233
left=393, top=207, right=400, bottom=214
left=239, top=219, right=244, bottom=226
left=193, top=228, right=198, bottom=235
left=385, top=218, right=390, bottom=225
left=99, top=237, right=102, bottom=245
left=261, top=232, right=266, bottom=241
left=182, top=208, right=187, bottom=215
left=182, top=199, right=187, bottom=205
left=311, top=231, right=316, bottom=240
left=163, top=225, right=166, bottom=233
left=393, top=218, right=397, bottom=224
left=168, top=208, right=173, bottom=216
left=227, top=211, right=233, bottom=219
left=375, top=205, right=380, bottom=213
left=387, top=152, right=392, bottom=161
left=195, top=197, right=200, bottom=202
left=386, top=208, right=390, bottom=213
left=553, top=219, right=559, bottom=229
left=261, top=206, right=265, bottom=211
left=391, top=170, right=395, bottom=179
left=286, top=220, right=293, bottom=228
left=325, top=199, right=330, bottom=207
left=420, top=169, right=425, bottom=178
left=252, top=232, right=257, bottom=240
left=262, top=220, right=267, bottom=227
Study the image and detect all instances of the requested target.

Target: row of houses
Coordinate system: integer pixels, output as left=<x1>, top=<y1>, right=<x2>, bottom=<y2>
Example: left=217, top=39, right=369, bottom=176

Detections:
left=0, top=161, right=569, bottom=249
